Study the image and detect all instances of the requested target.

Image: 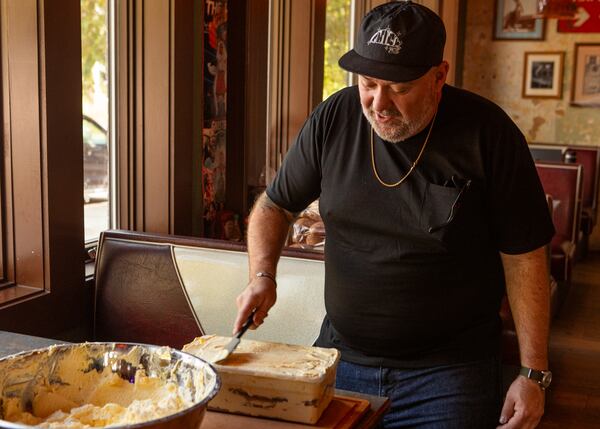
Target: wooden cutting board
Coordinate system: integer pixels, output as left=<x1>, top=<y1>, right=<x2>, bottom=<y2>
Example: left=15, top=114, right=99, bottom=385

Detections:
left=317, top=395, right=371, bottom=429
left=202, top=395, right=371, bottom=429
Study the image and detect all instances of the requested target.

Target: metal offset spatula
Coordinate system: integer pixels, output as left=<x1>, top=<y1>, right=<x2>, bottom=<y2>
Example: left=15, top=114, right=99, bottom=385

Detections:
left=209, top=312, right=255, bottom=364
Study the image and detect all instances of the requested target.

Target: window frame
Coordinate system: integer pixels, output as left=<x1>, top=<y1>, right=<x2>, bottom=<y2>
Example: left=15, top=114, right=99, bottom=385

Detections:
left=0, top=0, right=88, bottom=338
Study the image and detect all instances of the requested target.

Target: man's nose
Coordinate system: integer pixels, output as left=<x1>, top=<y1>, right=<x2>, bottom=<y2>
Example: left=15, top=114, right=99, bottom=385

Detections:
left=371, top=87, right=392, bottom=112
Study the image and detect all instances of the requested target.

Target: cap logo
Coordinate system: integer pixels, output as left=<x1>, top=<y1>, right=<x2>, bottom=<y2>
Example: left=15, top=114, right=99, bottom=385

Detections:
left=367, top=27, right=403, bottom=54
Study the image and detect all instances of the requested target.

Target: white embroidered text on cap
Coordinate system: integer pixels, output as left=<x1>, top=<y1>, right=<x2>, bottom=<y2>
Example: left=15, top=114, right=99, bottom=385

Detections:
left=367, top=27, right=403, bottom=55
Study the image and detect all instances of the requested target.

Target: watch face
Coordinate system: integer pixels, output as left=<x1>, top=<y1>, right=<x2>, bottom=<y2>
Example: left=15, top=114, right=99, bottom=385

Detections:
left=541, top=371, right=552, bottom=388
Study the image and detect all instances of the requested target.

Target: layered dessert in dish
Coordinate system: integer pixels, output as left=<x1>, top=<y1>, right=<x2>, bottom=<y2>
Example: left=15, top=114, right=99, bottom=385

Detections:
left=183, top=335, right=340, bottom=424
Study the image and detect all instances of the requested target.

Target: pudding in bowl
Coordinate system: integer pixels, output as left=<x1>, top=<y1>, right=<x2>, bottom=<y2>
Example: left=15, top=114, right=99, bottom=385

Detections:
left=0, top=342, right=220, bottom=428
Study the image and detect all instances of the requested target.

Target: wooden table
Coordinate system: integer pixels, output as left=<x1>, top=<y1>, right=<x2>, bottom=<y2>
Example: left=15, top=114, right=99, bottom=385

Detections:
left=0, top=330, right=389, bottom=428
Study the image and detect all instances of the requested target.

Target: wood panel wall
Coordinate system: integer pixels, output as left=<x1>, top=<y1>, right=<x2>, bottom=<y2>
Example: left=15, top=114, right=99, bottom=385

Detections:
left=116, top=0, right=195, bottom=235
left=243, top=0, right=269, bottom=198
left=266, top=0, right=326, bottom=180
left=225, top=0, right=248, bottom=220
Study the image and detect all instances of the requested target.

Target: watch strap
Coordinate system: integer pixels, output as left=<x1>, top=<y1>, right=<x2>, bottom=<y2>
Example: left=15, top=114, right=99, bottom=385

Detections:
left=520, top=366, right=551, bottom=389
left=520, top=366, right=543, bottom=381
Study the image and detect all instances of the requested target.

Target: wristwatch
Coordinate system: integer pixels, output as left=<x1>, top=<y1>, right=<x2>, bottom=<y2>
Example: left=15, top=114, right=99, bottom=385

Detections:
left=520, top=366, right=552, bottom=390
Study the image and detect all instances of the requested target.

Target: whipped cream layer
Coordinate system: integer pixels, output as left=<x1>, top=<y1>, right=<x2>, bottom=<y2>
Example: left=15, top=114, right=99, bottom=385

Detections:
left=0, top=343, right=214, bottom=428
left=5, top=376, right=187, bottom=428
left=183, top=335, right=339, bottom=380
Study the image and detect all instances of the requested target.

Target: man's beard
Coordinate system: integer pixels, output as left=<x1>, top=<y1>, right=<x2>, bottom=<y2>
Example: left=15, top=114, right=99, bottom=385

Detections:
left=362, top=92, right=437, bottom=143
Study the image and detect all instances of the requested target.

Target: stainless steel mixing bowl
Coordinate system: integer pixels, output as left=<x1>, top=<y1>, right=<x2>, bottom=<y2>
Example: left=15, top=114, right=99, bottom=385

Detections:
left=0, top=342, right=220, bottom=429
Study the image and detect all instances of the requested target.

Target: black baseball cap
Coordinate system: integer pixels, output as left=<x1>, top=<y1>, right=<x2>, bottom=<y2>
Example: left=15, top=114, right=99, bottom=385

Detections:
left=339, top=1, right=446, bottom=83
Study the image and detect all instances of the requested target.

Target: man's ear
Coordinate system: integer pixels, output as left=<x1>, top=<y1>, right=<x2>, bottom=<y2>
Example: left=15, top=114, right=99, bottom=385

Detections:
left=435, top=61, right=450, bottom=85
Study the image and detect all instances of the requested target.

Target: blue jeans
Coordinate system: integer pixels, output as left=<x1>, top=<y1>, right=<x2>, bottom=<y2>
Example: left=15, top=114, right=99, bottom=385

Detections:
left=335, top=357, right=503, bottom=429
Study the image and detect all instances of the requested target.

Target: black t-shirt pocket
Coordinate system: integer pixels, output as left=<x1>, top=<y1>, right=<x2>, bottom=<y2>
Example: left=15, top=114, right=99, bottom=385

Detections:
left=420, top=179, right=487, bottom=252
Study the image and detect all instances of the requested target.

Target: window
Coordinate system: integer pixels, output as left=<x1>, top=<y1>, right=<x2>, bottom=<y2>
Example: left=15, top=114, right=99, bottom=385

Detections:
left=81, top=0, right=111, bottom=242
left=323, top=0, right=352, bottom=100
left=0, top=0, right=197, bottom=336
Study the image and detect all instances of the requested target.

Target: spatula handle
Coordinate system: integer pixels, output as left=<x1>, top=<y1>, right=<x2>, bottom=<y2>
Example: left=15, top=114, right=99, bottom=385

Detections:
left=235, top=311, right=255, bottom=339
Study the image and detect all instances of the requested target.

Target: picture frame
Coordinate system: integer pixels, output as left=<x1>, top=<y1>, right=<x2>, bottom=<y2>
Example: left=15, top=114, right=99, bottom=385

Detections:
left=522, top=51, right=565, bottom=99
left=571, top=43, right=600, bottom=107
left=493, top=0, right=545, bottom=40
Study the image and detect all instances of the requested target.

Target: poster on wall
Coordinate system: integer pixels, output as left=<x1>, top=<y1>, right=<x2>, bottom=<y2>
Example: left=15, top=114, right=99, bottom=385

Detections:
left=571, top=43, right=600, bottom=106
left=557, top=1, right=600, bottom=33
left=493, top=0, right=545, bottom=40
left=202, top=0, right=228, bottom=238
left=522, top=51, right=565, bottom=99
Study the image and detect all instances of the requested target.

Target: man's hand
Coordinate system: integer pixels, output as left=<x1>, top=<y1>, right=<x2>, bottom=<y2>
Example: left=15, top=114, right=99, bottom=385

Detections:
left=497, top=376, right=545, bottom=428
left=233, top=277, right=277, bottom=334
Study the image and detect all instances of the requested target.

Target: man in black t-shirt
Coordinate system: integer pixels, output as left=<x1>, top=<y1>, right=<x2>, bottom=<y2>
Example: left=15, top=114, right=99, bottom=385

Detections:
left=233, top=2, right=554, bottom=428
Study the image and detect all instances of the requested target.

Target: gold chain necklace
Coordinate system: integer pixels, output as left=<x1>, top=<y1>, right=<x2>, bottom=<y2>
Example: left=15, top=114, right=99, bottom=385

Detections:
left=370, top=109, right=438, bottom=188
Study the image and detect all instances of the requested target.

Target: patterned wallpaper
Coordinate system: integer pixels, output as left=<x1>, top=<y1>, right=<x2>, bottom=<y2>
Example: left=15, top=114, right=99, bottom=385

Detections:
left=462, top=0, right=600, bottom=146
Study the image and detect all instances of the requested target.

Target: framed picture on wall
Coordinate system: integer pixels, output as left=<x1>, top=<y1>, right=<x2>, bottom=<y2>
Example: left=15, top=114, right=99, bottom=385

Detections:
left=522, top=51, right=565, bottom=98
left=571, top=43, right=600, bottom=107
left=493, top=0, right=545, bottom=40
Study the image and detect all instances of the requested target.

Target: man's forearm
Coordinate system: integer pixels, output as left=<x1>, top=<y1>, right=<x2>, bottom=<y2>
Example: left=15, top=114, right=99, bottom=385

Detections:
left=501, top=246, right=551, bottom=369
left=247, top=193, right=296, bottom=280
